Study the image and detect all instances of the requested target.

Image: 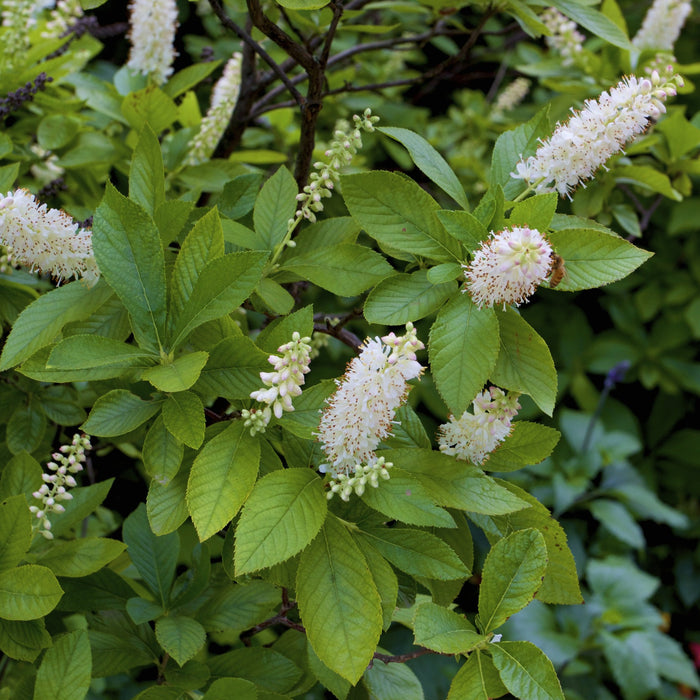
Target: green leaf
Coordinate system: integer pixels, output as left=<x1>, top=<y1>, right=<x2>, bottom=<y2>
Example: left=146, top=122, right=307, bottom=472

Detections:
left=208, top=647, right=302, bottom=693
left=0, top=618, right=51, bottom=662
left=169, top=252, right=267, bottom=350
left=360, top=527, right=468, bottom=580
left=389, top=448, right=529, bottom=515
left=355, top=540, right=398, bottom=631
left=93, top=184, right=167, bottom=351
left=130, top=125, right=165, bottom=216
left=0, top=281, right=113, bottom=370
left=162, top=391, right=205, bottom=449
left=482, top=422, right=560, bottom=472
left=187, top=421, right=260, bottom=541
left=49, top=480, right=114, bottom=540
left=492, top=308, right=557, bottom=416
left=126, top=597, right=164, bottom=625
left=163, top=61, right=222, bottom=99
left=122, top=504, right=179, bottom=606
left=414, top=602, right=485, bottom=653
left=427, top=262, right=463, bottom=285
left=194, top=335, right=270, bottom=400
left=256, top=304, right=314, bottom=354
left=378, top=127, right=469, bottom=209
left=155, top=616, right=206, bottom=667
left=547, top=229, right=653, bottom=291
left=147, top=470, right=190, bottom=535
left=490, top=641, right=565, bottom=700
left=361, top=469, right=454, bottom=528
left=429, top=294, right=499, bottom=415
left=253, top=166, right=298, bottom=250
left=143, top=415, right=184, bottom=483
left=142, top=351, right=209, bottom=392
left=508, top=194, right=558, bottom=232
left=549, top=0, right=630, bottom=48
left=197, top=581, right=279, bottom=634
left=491, top=107, right=551, bottom=199
left=155, top=200, right=194, bottom=247
left=0, top=565, right=63, bottom=620
left=37, top=114, right=81, bottom=149
left=254, top=278, right=294, bottom=315
left=436, top=210, right=487, bottom=251
left=364, top=269, right=456, bottom=324
left=6, top=399, right=46, bottom=454
left=276, top=0, right=329, bottom=10
left=122, top=86, right=178, bottom=133
left=342, top=171, right=462, bottom=262
left=0, top=453, right=41, bottom=502
left=202, top=678, right=258, bottom=700
left=363, top=648, right=425, bottom=699
left=281, top=244, right=394, bottom=296
left=478, top=529, right=548, bottom=633
left=37, top=538, right=126, bottom=578
left=590, top=499, right=645, bottom=548
left=47, top=335, right=156, bottom=373
left=82, top=390, right=161, bottom=437
left=0, top=162, right=19, bottom=192
left=34, top=629, right=92, bottom=700
left=0, top=496, right=32, bottom=572
left=448, top=651, right=507, bottom=700
left=218, top=173, right=263, bottom=220
left=296, top=516, right=382, bottom=684
left=234, top=469, right=327, bottom=575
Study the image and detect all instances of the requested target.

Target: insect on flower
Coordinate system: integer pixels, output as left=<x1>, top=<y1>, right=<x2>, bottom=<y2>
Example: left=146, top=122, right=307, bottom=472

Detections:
left=548, top=253, right=567, bottom=288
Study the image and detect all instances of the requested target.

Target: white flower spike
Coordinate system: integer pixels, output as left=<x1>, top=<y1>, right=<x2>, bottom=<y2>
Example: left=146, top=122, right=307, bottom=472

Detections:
left=127, top=0, right=179, bottom=85
left=632, top=0, right=691, bottom=52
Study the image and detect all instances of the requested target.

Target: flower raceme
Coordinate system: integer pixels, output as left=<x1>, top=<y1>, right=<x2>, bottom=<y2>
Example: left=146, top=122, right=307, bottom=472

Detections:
left=511, top=71, right=683, bottom=197
left=632, top=0, right=692, bottom=52
left=0, top=188, right=99, bottom=286
left=127, top=0, right=178, bottom=85
left=317, top=323, right=424, bottom=500
left=464, top=226, right=553, bottom=309
left=541, top=7, right=585, bottom=66
left=438, top=387, right=521, bottom=465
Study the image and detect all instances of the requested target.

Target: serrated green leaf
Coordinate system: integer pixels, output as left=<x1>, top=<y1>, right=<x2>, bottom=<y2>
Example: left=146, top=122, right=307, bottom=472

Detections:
left=282, top=244, right=393, bottom=296
left=549, top=0, right=629, bottom=48
left=547, top=228, right=653, bottom=291
left=492, top=308, right=557, bottom=416
left=360, top=527, right=468, bottom=580
left=163, top=61, right=221, bottom=99
left=448, top=650, right=507, bottom=700
left=590, top=499, right=645, bottom=548
left=490, top=641, right=565, bottom=700
left=508, top=194, right=558, bottom=232
left=364, top=269, right=456, bottom=324
left=235, top=469, right=327, bottom=575
left=34, top=629, right=92, bottom=700
left=482, top=422, right=560, bottom=472
left=0, top=496, right=32, bottom=572
left=126, top=597, right=164, bottom=625
left=0, top=618, right=51, bottom=663
left=130, top=125, right=165, bottom=216
left=414, top=602, right=485, bottom=654
left=37, top=538, right=127, bottom=578
left=363, top=648, right=425, bottom=700
left=429, top=294, right=499, bottom=416
left=187, top=421, right=260, bottom=541
left=436, top=210, right=487, bottom=251
left=37, top=114, right=81, bottom=150
left=253, top=166, right=297, bottom=250
left=378, top=127, right=469, bottom=209
left=122, top=86, right=178, bottom=133
left=147, top=469, right=190, bottom=535
left=342, top=171, right=462, bottom=262
left=218, top=173, right=263, bottom=220
left=197, top=581, right=279, bottom=634
left=169, top=252, right=267, bottom=349
left=143, top=415, right=184, bottom=483
left=49, top=480, right=114, bottom=540
left=155, top=616, right=206, bottom=667
left=162, top=391, right=205, bottom=449
left=355, top=540, right=398, bottom=631
left=426, top=262, right=463, bottom=284
left=297, top=516, right=382, bottom=684
left=208, top=647, right=302, bottom=693
left=0, top=281, right=113, bottom=371
left=254, top=278, right=294, bottom=315
left=202, top=678, right=258, bottom=700
left=81, top=390, right=161, bottom=437
left=122, top=503, right=179, bottom=606
left=478, top=529, right=547, bottom=633
left=93, top=184, right=167, bottom=352
left=0, top=565, right=63, bottom=620
left=142, top=351, right=209, bottom=392
left=6, top=399, right=46, bottom=455
left=360, top=468, right=454, bottom=527
left=256, top=305, right=314, bottom=353
left=47, top=335, right=156, bottom=372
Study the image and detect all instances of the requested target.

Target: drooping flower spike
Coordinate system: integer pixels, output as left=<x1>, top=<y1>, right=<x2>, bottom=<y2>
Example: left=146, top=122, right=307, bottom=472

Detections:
left=127, top=0, right=178, bottom=85
left=463, top=226, right=553, bottom=309
left=632, top=0, right=692, bottom=52
left=541, top=7, right=585, bottom=66
left=512, top=71, right=683, bottom=198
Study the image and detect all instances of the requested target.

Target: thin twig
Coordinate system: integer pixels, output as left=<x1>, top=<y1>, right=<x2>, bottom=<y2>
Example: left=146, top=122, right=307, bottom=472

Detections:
left=372, top=648, right=433, bottom=664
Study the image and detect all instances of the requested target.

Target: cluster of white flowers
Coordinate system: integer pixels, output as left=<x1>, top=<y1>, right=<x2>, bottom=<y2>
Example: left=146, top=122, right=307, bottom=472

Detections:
left=632, top=0, right=691, bottom=52
left=493, top=78, right=531, bottom=115
left=0, top=189, right=99, bottom=286
left=326, top=456, right=393, bottom=502
left=464, top=226, right=553, bottom=309
left=317, top=323, right=424, bottom=499
left=1, top=0, right=36, bottom=64
left=42, top=0, right=83, bottom=38
left=185, top=53, right=243, bottom=166
left=438, top=387, right=520, bottom=465
left=541, top=7, right=585, bottom=66
left=294, top=108, right=379, bottom=224
left=30, top=434, right=91, bottom=539
left=30, top=144, right=64, bottom=185
left=512, top=71, right=682, bottom=197
left=127, top=0, right=178, bottom=85
left=0, top=244, right=15, bottom=274
left=242, top=332, right=313, bottom=435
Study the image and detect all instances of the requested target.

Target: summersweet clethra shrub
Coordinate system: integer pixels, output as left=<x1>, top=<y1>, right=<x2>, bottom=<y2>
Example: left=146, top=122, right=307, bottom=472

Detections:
left=632, top=0, right=692, bottom=51
left=540, top=7, right=585, bottom=66
left=317, top=323, right=423, bottom=500
left=512, top=70, right=683, bottom=197
left=0, top=188, right=99, bottom=286
left=127, top=0, right=178, bottom=84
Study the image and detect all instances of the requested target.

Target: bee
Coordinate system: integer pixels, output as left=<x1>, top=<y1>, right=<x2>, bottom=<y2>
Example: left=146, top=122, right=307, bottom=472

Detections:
left=548, top=253, right=566, bottom=289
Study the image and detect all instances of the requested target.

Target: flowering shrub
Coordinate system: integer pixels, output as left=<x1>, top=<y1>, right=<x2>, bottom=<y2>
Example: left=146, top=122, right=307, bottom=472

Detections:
left=0, top=0, right=697, bottom=698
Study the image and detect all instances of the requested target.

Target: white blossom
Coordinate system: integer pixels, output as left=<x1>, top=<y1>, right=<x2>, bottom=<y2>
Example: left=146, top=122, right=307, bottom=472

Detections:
left=185, top=53, right=242, bottom=166
left=317, top=323, right=424, bottom=494
left=0, top=189, right=99, bottom=286
left=493, top=78, right=531, bottom=115
left=438, top=387, right=520, bottom=465
left=541, top=7, right=585, bottom=66
left=511, top=71, right=682, bottom=197
left=127, top=0, right=178, bottom=85
left=30, top=434, right=91, bottom=539
left=632, top=0, right=691, bottom=51
left=464, top=226, right=553, bottom=309
left=42, top=0, right=83, bottom=38
left=1, top=0, right=36, bottom=65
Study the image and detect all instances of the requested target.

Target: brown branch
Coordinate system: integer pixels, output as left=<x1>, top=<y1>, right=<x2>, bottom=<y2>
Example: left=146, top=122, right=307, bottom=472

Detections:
left=372, top=648, right=433, bottom=664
